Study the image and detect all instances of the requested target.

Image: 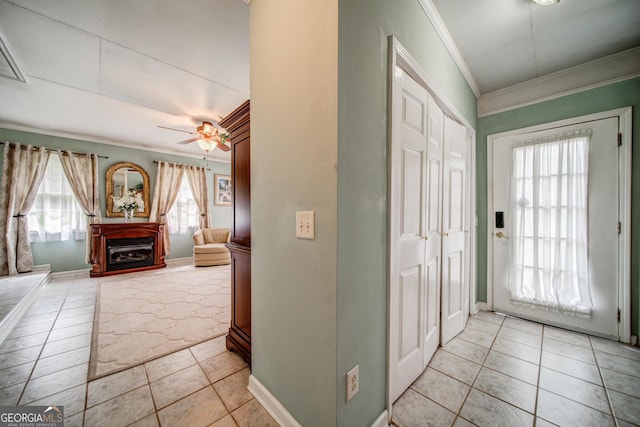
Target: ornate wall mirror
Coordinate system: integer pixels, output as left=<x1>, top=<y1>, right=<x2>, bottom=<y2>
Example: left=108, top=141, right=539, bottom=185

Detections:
left=105, top=162, right=151, bottom=218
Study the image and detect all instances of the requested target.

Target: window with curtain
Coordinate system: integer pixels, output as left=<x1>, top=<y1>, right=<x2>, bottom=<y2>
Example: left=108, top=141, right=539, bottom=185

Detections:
left=508, top=130, right=592, bottom=315
left=167, top=178, right=199, bottom=235
left=28, top=154, right=86, bottom=242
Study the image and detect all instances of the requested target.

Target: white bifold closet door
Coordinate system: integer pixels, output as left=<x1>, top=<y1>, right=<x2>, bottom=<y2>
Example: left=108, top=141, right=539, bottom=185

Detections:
left=440, top=115, right=470, bottom=345
left=390, top=67, right=470, bottom=403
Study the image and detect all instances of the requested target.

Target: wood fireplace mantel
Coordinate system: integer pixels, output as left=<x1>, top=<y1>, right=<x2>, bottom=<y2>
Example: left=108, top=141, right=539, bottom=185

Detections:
left=90, top=223, right=166, bottom=277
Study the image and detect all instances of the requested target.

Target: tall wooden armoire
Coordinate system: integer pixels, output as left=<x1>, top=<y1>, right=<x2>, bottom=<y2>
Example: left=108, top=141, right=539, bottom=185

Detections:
left=219, top=100, right=251, bottom=365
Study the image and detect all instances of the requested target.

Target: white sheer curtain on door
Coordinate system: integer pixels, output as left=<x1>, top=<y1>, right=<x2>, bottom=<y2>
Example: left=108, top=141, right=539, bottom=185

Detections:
left=508, top=130, right=592, bottom=315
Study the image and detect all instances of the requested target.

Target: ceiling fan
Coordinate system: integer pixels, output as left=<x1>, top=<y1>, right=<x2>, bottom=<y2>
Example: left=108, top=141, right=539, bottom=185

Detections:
left=158, top=121, right=230, bottom=152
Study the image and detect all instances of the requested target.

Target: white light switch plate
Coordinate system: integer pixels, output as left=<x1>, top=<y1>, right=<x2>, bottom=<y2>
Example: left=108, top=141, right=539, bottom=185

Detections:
left=296, top=211, right=315, bottom=239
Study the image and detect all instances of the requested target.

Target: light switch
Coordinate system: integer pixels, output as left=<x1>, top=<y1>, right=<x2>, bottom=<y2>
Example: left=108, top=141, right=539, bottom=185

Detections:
left=296, top=211, right=315, bottom=239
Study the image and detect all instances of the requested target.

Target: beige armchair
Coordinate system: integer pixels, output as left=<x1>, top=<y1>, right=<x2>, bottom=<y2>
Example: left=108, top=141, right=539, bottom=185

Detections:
left=192, top=228, right=231, bottom=266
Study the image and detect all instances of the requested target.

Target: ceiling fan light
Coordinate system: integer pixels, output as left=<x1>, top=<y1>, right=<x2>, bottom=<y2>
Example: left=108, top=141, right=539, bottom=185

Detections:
left=196, top=138, right=214, bottom=152
left=530, top=0, right=559, bottom=5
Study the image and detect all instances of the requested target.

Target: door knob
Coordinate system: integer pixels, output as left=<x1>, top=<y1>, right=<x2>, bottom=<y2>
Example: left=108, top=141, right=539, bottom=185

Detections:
left=495, top=231, right=509, bottom=239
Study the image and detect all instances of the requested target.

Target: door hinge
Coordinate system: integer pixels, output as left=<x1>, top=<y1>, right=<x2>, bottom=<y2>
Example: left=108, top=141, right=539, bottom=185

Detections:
left=618, top=221, right=622, bottom=234
left=618, top=309, right=621, bottom=323
left=618, top=133, right=622, bottom=146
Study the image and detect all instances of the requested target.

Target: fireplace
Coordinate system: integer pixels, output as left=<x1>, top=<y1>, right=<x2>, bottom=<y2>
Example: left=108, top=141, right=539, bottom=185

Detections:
left=107, top=237, right=154, bottom=271
left=91, top=223, right=165, bottom=277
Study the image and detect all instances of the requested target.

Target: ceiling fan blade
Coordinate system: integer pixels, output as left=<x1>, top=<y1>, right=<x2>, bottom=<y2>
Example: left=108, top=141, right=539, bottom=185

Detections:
left=158, top=125, right=196, bottom=135
left=177, top=137, right=198, bottom=145
left=216, top=142, right=231, bottom=152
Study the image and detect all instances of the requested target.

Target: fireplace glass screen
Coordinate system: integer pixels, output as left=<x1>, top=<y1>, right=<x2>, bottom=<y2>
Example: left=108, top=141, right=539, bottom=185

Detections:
left=107, top=237, right=154, bottom=271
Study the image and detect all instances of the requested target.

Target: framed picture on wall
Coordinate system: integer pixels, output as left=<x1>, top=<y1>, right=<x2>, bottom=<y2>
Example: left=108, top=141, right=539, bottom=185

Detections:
left=214, top=174, right=232, bottom=206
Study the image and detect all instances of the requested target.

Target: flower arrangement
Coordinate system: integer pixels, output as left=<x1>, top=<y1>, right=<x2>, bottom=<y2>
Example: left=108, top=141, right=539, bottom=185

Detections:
left=112, top=189, right=144, bottom=213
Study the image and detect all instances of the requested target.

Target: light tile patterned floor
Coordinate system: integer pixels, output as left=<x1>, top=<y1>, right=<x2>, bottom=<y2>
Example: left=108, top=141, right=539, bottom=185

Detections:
left=392, top=310, right=640, bottom=426
left=0, top=260, right=277, bottom=427
left=3, top=264, right=640, bottom=426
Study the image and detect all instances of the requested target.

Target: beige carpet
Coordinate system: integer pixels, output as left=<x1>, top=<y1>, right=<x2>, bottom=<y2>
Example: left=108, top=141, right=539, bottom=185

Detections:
left=89, top=265, right=230, bottom=380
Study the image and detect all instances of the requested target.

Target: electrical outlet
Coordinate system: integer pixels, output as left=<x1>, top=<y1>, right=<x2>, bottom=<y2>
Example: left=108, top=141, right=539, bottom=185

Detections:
left=346, top=365, right=359, bottom=402
left=296, top=211, right=315, bottom=239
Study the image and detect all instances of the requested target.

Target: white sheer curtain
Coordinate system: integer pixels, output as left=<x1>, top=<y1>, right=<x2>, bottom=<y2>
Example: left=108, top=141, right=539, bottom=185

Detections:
left=28, top=154, right=86, bottom=243
left=185, top=165, right=210, bottom=230
left=57, top=149, right=102, bottom=264
left=0, top=142, right=50, bottom=275
left=167, top=179, right=199, bottom=235
left=149, top=162, right=184, bottom=255
left=508, top=130, right=592, bottom=315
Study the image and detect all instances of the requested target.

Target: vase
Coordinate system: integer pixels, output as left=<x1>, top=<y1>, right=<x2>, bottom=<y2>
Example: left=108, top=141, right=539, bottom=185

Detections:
left=124, top=209, right=134, bottom=223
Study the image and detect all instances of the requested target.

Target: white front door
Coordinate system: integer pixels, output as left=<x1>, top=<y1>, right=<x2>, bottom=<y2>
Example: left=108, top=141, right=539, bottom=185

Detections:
left=491, top=117, right=620, bottom=338
left=389, top=67, right=431, bottom=403
left=440, top=116, right=470, bottom=345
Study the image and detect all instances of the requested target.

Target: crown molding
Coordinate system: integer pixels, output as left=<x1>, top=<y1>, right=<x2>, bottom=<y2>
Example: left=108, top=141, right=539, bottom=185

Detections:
left=417, top=0, right=481, bottom=98
left=0, top=122, right=231, bottom=164
left=0, top=33, right=26, bottom=83
left=478, top=47, right=640, bottom=117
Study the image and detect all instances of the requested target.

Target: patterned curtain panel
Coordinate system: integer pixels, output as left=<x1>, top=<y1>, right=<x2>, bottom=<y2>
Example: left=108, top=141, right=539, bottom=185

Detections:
left=57, top=150, right=102, bottom=264
left=0, top=142, right=50, bottom=275
left=185, top=165, right=210, bottom=230
left=149, top=162, right=185, bottom=255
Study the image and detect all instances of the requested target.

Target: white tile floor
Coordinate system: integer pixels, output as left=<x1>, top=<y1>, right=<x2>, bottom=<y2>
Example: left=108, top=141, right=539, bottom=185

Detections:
left=392, top=310, right=640, bottom=427
left=0, top=261, right=277, bottom=427
left=2, top=266, right=640, bottom=426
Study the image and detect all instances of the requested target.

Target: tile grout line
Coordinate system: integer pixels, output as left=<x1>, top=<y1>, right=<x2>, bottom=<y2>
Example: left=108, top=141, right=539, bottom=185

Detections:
left=472, top=315, right=544, bottom=420
left=532, top=325, right=544, bottom=425
left=43, top=275, right=94, bottom=421
left=451, top=314, right=505, bottom=426
left=15, top=276, right=78, bottom=407
left=16, top=273, right=94, bottom=422
left=141, top=356, right=162, bottom=427
left=589, top=336, right=619, bottom=426
left=191, top=345, right=251, bottom=423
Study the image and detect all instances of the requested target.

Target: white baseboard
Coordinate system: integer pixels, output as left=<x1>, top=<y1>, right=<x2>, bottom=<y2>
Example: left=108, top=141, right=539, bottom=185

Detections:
left=371, top=410, right=389, bottom=427
left=50, top=268, right=91, bottom=278
left=248, top=375, right=390, bottom=427
left=248, top=375, right=301, bottom=427
left=475, top=302, right=487, bottom=313
left=166, top=256, right=193, bottom=264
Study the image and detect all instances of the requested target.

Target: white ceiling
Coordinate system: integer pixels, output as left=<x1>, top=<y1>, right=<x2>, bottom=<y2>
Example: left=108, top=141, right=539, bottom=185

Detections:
left=430, top=0, right=640, bottom=94
left=0, top=0, right=638, bottom=158
left=0, top=0, right=249, bottom=161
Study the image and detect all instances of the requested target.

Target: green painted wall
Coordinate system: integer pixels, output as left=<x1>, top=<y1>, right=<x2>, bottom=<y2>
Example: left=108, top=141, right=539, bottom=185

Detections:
left=476, top=77, right=640, bottom=337
left=251, top=0, right=475, bottom=425
left=0, top=128, right=231, bottom=272
left=250, top=1, right=338, bottom=426
left=336, top=1, right=476, bottom=425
